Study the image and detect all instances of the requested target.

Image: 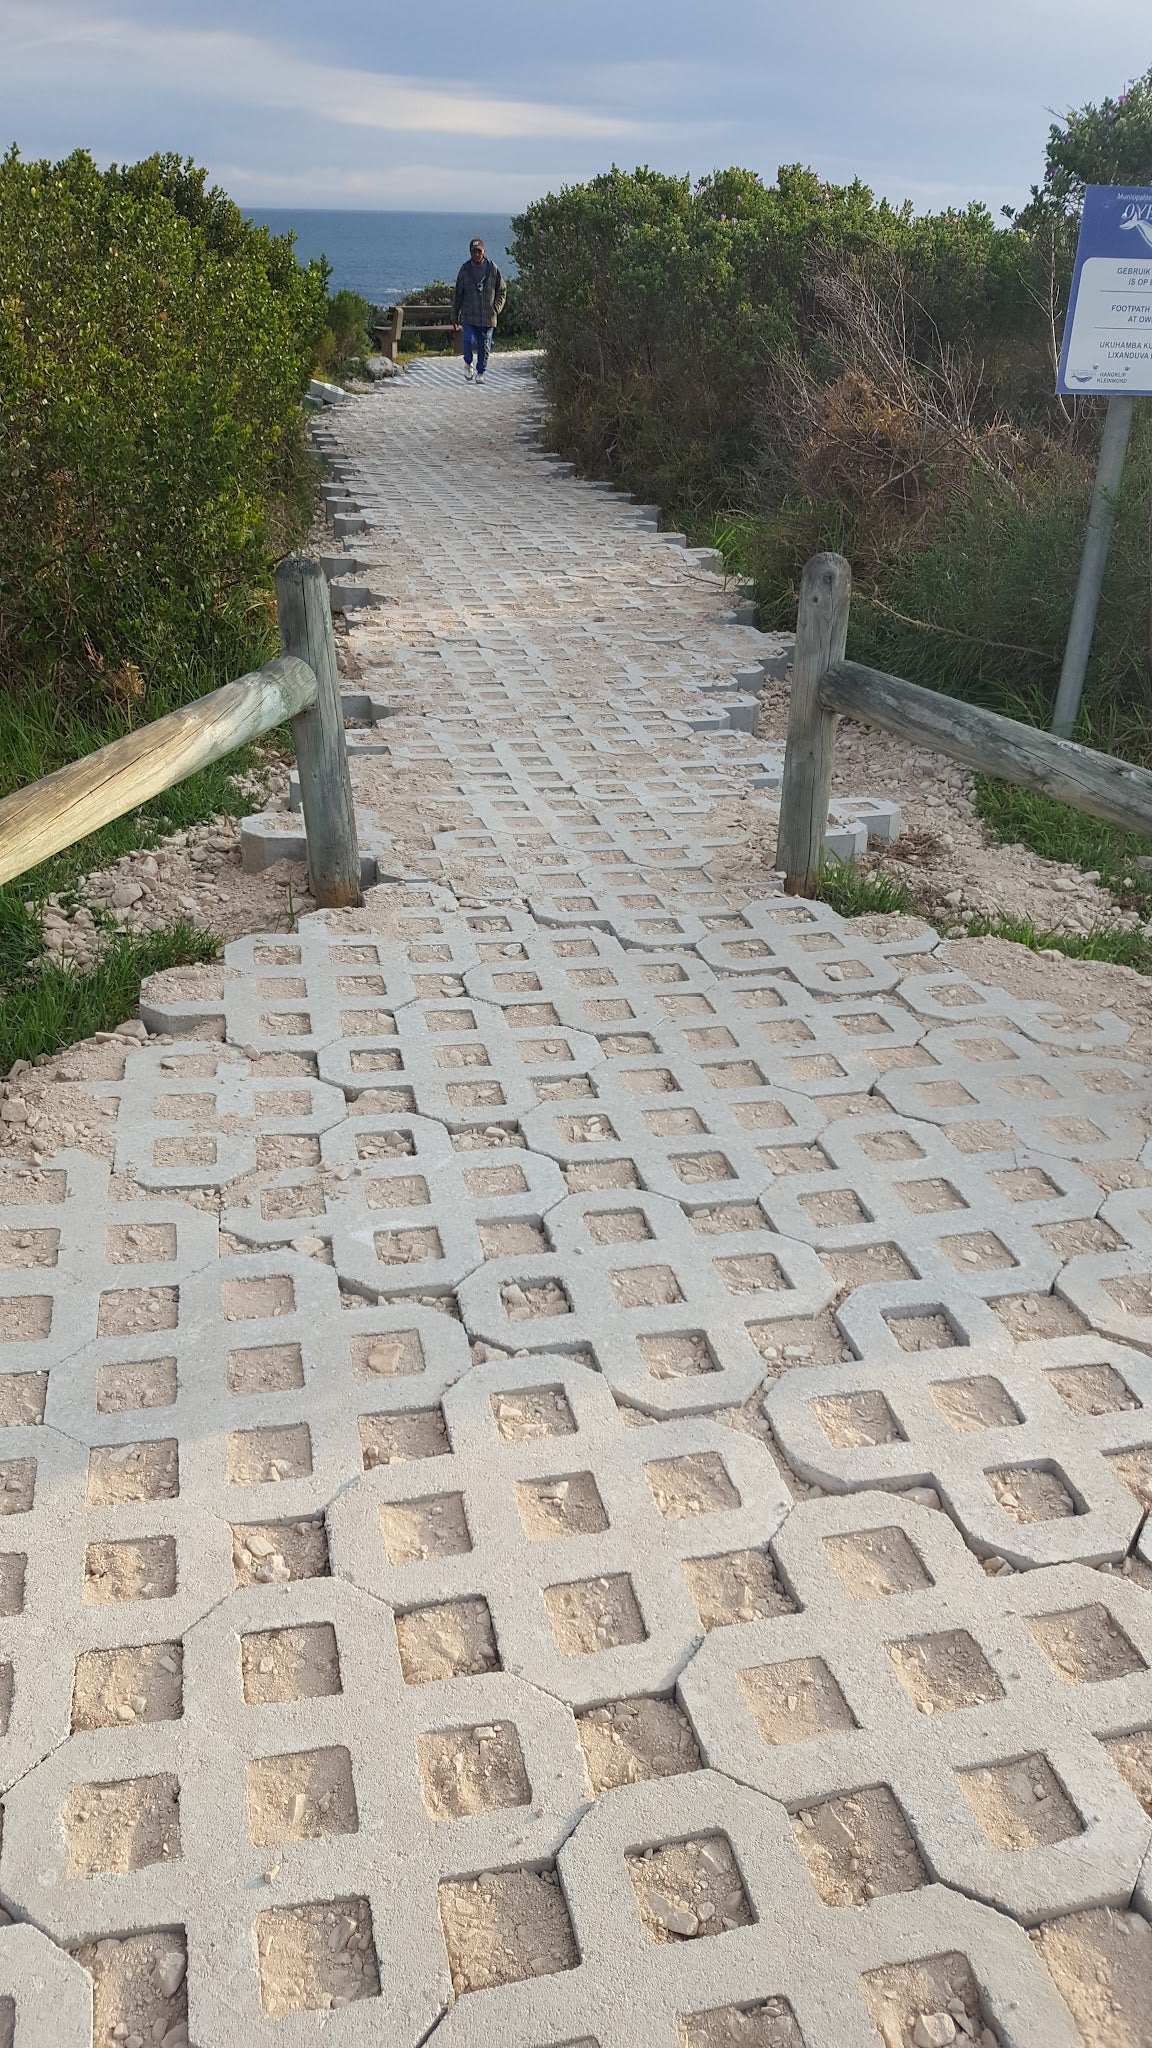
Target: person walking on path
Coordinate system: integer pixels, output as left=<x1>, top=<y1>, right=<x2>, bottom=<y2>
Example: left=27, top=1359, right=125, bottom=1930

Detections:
left=453, top=237, right=506, bottom=385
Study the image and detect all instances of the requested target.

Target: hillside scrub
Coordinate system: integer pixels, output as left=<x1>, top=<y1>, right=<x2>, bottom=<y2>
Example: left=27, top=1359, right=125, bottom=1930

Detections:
left=317, top=288, right=377, bottom=379
left=0, top=148, right=328, bottom=756
left=510, top=73, right=1152, bottom=761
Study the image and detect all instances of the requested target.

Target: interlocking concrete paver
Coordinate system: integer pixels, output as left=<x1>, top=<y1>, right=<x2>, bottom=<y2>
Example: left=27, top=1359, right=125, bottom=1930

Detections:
left=680, top=1491, right=1152, bottom=1923
left=329, top=1356, right=791, bottom=1702
left=0, top=1924, right=91, bottom=2046
left=766, top=1334, right=1152, bottom=1567
left=3, top=355, right=1152, bottom=2044
left=427, top=1771, right=1081, bottom=2047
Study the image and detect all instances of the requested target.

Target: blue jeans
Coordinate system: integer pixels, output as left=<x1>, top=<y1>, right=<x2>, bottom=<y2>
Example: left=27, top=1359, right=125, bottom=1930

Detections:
left=461, top=323, right=493, bottom=375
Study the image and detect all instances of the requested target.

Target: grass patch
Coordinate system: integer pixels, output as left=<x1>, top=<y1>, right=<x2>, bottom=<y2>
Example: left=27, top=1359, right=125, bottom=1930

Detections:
left=973, top=778, right=1152, bottom=911
left=816, top=863, right=916, bottom=917
left=962, top=913, right=1152, bottom=976
left=0, top=919, right=220, bottom=1074
left=818, top=857, right=1152, bottom=976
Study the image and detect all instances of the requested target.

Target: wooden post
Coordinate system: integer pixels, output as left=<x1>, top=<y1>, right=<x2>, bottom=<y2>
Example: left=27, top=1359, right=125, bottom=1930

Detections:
left=275, top=557, right=362, bottom=910
left=775, top=554, right=852, bottom=895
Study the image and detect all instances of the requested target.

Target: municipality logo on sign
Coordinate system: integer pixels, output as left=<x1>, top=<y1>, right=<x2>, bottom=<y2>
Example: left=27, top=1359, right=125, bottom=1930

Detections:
left=1057, top=185, right=1152, bottom=396
left=1119, top=205, right=1152, bottom=250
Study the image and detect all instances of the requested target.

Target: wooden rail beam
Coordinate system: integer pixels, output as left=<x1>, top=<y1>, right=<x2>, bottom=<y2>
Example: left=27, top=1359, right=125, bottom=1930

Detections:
left=0, top=657, right=317, bottom=890
left=822, top=659, right=1152, bottom=841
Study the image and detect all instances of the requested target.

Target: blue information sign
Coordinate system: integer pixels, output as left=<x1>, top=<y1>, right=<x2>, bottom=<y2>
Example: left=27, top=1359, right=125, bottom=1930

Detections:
left=1057, top=186, right=1152, bottom=395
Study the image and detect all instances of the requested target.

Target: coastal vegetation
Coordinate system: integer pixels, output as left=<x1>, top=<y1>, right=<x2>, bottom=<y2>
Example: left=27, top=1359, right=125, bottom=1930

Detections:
left=318, top=288, right=377, bottom=380
left=0, top=147, right=328, bottom=1047
left=511, top=72, right=1152, bottom=897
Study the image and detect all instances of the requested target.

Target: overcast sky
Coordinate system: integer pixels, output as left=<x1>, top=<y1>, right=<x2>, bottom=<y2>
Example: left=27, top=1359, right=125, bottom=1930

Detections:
left=2, top=0, right=1148, bottom=216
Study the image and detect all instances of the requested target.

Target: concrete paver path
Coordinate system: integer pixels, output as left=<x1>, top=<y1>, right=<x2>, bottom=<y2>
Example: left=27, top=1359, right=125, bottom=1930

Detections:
left=2, top=355, right=1152, bottom=2047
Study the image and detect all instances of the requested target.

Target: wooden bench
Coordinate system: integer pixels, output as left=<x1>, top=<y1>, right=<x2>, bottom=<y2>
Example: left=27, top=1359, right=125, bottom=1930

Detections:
left=372, top=302, right=460, bottom=362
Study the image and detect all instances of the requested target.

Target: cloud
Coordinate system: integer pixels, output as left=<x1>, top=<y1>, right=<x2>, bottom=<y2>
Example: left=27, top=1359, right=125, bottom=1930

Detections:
left=2, top=0, right=1148, bottom=216
left=1, top=0, right=636, bottom=140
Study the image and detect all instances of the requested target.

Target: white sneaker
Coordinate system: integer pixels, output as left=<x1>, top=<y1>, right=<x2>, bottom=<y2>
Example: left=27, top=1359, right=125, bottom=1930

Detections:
left=464, top=363, right=475, bottom=382
left=476, top=371, right=486, bottom=385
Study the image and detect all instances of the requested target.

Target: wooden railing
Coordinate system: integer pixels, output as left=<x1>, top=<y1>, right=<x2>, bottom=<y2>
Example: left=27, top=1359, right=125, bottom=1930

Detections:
left=776, top=553, right=1152, bottom=895
left=0, top=558, right=362, bottom=907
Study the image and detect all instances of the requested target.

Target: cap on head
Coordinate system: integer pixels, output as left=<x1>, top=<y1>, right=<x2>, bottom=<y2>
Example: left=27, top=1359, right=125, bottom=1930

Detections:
left=470, top=238, right=485, bottom=256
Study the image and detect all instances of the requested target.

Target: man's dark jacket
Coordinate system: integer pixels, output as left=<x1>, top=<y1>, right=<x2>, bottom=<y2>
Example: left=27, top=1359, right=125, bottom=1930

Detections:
left=453, top=257, right=507, bottom=329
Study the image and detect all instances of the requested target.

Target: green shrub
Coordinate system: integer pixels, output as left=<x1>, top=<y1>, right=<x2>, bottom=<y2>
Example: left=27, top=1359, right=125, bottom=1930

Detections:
left=0, top=147, right=328, bottom=726
left=317, top=288, right=375, bottom=378
left=511, top=86, right=1152, bottom=763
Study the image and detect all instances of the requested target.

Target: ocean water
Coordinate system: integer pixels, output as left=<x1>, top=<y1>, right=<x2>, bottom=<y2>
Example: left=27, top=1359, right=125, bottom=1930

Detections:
left=253, top=210, right=515, bottom=306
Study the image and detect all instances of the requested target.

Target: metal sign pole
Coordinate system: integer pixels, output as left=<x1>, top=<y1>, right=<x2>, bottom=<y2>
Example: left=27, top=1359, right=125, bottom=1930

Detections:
left=1050, top=184, right=1152, bottom=738
left=1050, top=393, right=1136, bottom=738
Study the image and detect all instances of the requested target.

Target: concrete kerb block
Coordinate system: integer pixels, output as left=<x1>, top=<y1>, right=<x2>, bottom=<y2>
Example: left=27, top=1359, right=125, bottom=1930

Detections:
left=139, top=977, right=229, bottom=1039
left=681, top=547, right=726, bottom=577
left=426, top=1769, right=1083, bottom=2047
left=327, top=583, right=382, bottom=614
left=835, top=796, right=903, bottom=844
left=0, top=1922, right=92, bottom=2046
left=240, top=811, right=308, bottom=873
left=336, top=687, right=393, bottom=725
left=765, top=1331, right=1152, bottom=1568
left=820, top=817, right=869, bottom=865
left=328, top=1355, right=791, bottom=1703
left=673, top=707, right=732, bottom=736
left=239, top=811, right=381, bottom=890
left=319, top=555, right=371, bottom=578
left=678, top=1491, right=1152, bottom=1927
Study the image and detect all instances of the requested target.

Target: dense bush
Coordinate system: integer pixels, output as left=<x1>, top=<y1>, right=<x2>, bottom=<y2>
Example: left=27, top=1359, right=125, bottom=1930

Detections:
left=317, top=288, right=376, bottom=379
left=511, top=77, right=1152, bottom=756
left=512, top=166, right=1039, bottom=507
left=0, top=148, right=328, bottom=731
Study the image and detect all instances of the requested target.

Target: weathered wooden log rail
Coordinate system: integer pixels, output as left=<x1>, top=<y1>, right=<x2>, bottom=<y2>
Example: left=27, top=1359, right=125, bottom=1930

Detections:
left=0, top=558, right=362, bottom=907
left=776, top=553, right=1152, bottom=895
